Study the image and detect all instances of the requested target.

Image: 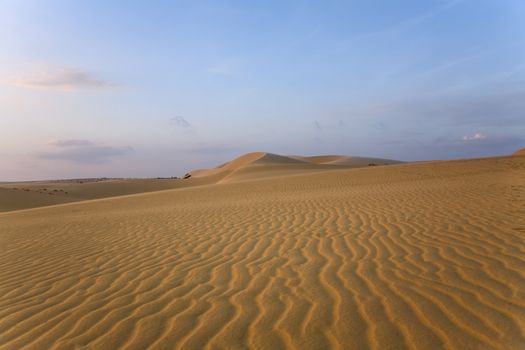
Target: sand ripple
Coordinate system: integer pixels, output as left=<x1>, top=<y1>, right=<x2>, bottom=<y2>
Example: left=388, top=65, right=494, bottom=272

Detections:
left=1, top=156, right=524, bottom=349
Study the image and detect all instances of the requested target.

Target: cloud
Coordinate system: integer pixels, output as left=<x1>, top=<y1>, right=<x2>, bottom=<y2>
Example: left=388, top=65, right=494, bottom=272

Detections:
left=314, top=120, right=346, bottom=131
left=462, top=132, right=486, bottom=142
left=38, top=139, right=133, bottom=163
left=447, top=134, right=524, bottom=154
left=385, top=0, right=462, bottom=34
left=424, top=134, right=522, bottom=159
left=371, top=121, right=387, bottom=130
left=11, top=66, right=113, bottom=91
left=46, top=139, right=94, bottom=147
left=169, top=116, right=191, bottom=128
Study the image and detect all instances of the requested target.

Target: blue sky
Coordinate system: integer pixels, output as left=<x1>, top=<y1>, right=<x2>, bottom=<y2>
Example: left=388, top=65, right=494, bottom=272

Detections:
left=1, top=0, right=524, bottom=180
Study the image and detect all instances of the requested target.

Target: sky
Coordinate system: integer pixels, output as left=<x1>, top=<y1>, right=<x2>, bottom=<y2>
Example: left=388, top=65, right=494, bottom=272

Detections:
left=1, top=0, right=524, bottom=181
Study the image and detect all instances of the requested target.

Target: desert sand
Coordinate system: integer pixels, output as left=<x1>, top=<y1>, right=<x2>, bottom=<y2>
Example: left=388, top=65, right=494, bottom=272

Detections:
left=513, top=147, right=525, bottom=157
left=0, top=178, right=211, bottom=213
left=1, top=152, right=524, bottom=349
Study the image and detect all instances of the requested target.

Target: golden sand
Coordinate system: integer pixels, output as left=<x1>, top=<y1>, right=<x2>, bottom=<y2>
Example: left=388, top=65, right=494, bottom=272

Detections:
left=513, top=147, right=525, bottom=157
left=1, top=154, right=524, bottom=349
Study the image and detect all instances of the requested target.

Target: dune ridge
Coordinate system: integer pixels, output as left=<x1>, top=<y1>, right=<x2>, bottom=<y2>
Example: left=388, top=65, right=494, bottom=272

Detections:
left=1, top=155, right=524, bottom=349
left=189, top=152, right=308, bottom=179
left=190, top=152, right=402, bottom=184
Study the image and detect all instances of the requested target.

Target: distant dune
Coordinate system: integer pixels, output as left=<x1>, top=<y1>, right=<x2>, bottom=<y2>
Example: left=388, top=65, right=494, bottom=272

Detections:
left=189, top=152, right=307, bottom=178
left=189, top=152, right=311, bottom=178
left=190, top=152, right=402, bottom=184
left=0, top=152, right=402, bottom=212
left=1, top=154, right=524, bottom=349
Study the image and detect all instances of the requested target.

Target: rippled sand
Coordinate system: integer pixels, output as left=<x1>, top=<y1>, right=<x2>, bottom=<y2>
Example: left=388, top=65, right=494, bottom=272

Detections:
left=1, top=155, right=524, bottom=349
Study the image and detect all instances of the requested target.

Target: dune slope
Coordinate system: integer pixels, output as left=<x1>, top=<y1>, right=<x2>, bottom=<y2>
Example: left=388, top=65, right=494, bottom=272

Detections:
left=297, top=155, right=402, bottom=166
left=1, top=156, right=524, bottom=349
left=513, top=147, right=525, bottom=156
left=189, top=152, right=311, bottom=179
left=190, top=152, right=399, bottom=184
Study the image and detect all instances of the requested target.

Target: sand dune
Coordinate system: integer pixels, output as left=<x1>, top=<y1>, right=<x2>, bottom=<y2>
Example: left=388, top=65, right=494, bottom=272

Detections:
left=513, top=147, right=525, bottom=156
left=190, top=152, right=402, bottom=184
left=1, top=152, right=403, bottom=212
left=297, top=155, right=402, bottom=166
left=1, top=155, right=524, bottom=349
left=190, top=152, right=311, bottom=179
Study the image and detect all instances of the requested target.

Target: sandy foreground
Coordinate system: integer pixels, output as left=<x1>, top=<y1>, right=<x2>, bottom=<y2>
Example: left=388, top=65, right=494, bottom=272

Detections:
left=1, top=155, right=524, bottom=349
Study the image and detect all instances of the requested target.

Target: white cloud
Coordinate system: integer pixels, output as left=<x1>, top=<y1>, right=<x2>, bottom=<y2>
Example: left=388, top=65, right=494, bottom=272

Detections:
left=462, top=132, right=486, bottom=142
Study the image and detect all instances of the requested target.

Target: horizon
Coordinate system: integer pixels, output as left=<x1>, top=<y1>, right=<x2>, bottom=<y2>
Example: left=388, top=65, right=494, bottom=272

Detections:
left=2, top=0, right=524, bottom=181
left=0, top=149, right=518, bottom=183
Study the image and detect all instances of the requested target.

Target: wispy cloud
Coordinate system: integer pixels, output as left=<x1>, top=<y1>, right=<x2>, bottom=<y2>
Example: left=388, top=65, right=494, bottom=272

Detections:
left=169, top=116, right=191, bottom=128
left=10, top=66, right=113, bottom=91
left=38, top=139, right=132, bottom=163
left=314, top=120, right=346, bottom=131
left=382, top=0, right=462, bottom=35
left=462, top=132, right=486, bottom=142
left=371, top=121, right=387, bottom=130
left=47, top=139, right=94, bottom=147
left=327, top=0, right=462, bottom=56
